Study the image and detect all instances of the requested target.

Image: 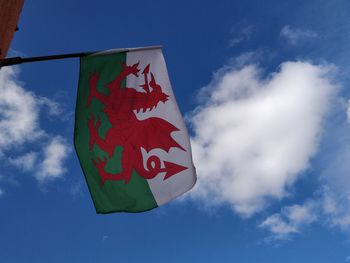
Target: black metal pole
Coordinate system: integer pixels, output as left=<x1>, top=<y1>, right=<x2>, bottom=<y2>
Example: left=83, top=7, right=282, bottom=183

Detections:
left=0, top=46, right=163, bottom=68
left=0, top=51, right=94, bottom=68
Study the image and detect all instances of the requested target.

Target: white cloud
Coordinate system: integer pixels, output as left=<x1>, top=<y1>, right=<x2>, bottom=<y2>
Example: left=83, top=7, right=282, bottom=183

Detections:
left=36, top=96, right=62, bottom=116
left=69, top=180, right=84, bottom=199
left=261, top=186, right=350, bottom=239
left=259, top=214, right=298, bottom=238
left=259, top=201, right=318, bottom=239
left=0, top=67, right=70, bottom=189
left=281, top=25, right=318, bottom=45
left=260, top=91, right=350, bottom=239
left=189, top=61, right=337, bottom=216
left=8, top=152, right=37, bottom=171
left=286, top=203, right=318, bottom=224
left=229, top=25, right=255, bottom=47
left=320, top=181, right=350, bottom=229
left=0, top=67, right=44, bottom=149
left=35, top=136, right=70, bottom=182
left=312, top=122, right=350, bottom=230
left=0, top=188, right=4, bottom=197
left=261, top=168, right=350, bottom=239
left=7, top=139, right=70, bottom=184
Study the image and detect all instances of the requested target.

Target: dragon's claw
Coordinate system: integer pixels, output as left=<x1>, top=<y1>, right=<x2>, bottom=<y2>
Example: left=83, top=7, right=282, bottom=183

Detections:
left=88, top=114, right=99, bottom=150
left=87, top=73, right=100, bottom=107
left=96, top=116, right=101, bottom=129
left=93, top=156, right=108, bottom=168
left=130, top=62, right=140, bottom=76
left=120, top=61, right=140, bottom=77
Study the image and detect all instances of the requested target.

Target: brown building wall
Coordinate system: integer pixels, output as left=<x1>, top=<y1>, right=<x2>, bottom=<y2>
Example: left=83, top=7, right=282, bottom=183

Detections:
left=0, top=0, right=24, bottom=59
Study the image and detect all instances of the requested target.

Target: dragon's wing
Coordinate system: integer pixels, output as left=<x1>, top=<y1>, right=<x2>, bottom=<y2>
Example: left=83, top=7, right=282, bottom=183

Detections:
left=130, top=117, right=186, bottom=153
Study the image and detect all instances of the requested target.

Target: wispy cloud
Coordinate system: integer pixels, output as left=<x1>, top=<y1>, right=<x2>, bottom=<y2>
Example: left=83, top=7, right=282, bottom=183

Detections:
left=229, top=25, right=255, bottom=47
left=320, top=146, right=350, bottom=229
left=0, top=66, right=70, bottom=190
left=188, top=60, right=337, bottom=217
left=69, top=180, right=84, bottom=199
left=0, top=67, right=45, bottom=149
left=280, top=25, right=318, bottom=45
left=36, top=96, right=63, bottom=116
left=35, top=136, right=70, bottom=183
left=261, top=161, right=350, bottom=239
left=8, top=140, right=71, bottom=184
left=0, top=173, right=19, bottom=187
left=8, top=152, right=38, bottom=171
left=259, top=201, right=318, bottom=240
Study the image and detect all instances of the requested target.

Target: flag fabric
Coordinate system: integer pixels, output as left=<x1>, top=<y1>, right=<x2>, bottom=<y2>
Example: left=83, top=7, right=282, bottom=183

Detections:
left=74, top=46, right=196, bottom=213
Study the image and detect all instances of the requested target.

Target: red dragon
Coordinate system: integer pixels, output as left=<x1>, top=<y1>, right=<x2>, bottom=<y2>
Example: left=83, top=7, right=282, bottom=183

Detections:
left=87, top=61, right=188, bottom=185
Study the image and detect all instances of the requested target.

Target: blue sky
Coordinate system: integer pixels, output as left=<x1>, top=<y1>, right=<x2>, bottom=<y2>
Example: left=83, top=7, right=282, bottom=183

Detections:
left=1, top=0, right=350, bottom=262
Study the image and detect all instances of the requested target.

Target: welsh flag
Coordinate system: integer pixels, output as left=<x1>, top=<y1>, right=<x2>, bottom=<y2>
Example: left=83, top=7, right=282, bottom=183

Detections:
left=74, top=46, right=196, bottom=213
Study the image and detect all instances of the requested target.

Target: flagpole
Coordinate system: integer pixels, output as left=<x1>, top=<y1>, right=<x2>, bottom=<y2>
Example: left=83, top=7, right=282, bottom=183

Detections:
left=0, top=46, right=163, bottom=68
left=0, top=52, right=93, bottom=68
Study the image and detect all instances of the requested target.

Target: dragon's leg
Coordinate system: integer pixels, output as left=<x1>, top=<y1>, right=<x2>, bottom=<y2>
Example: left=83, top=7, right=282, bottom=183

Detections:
left=119, top=145, right=136, bottom=184
left=87, top=73, right=109, bottom=107
left=106, top=62, right=140, bottom=91
left=93, top=146, right=134, bottom=184
left=87, top=115, right=115, bottom=157
left=93, top=157, right=128, bottom=185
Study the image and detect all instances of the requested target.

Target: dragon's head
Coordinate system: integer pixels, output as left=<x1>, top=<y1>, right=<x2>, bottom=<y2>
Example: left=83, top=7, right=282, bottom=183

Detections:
left=150, top=73, right=169, bottom=103
left=133, top=73, right=169, bottom=113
